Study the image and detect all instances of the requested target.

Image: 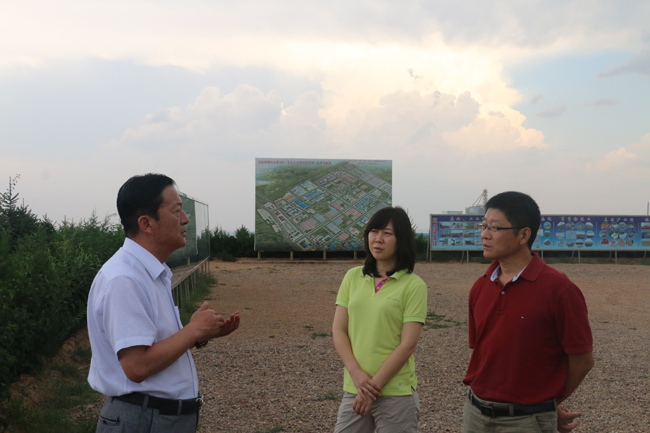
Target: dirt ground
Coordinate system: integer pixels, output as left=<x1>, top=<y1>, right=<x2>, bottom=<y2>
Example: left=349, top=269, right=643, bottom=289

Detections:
left=10, top=259, right=648, bottom=432
left=192, top=259, right=650, bottom=433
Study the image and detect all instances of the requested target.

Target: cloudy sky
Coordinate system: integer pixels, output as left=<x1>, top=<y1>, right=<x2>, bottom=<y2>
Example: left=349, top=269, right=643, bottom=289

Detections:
left=2, top=0, right=649, bottom=232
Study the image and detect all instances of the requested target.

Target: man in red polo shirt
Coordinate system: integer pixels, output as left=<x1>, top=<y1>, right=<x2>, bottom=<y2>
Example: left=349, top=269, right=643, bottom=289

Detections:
left=463, top=191, right=594, bottom=433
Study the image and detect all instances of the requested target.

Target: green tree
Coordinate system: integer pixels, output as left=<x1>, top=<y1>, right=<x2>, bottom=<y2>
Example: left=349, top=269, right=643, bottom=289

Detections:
left=210, top=225, right=255, bottom=260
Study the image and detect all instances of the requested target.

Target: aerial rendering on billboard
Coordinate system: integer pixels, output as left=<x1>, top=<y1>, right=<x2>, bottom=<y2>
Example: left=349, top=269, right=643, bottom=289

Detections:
left=430, top=214, right=650, bottom=251
left=255, top=158, right=392, bottom=251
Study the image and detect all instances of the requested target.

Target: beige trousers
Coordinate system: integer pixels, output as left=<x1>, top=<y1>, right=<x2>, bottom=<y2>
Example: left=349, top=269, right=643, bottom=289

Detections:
left=462, top=391, right=557, bottom=433
left=334, top=389, right=420, bottom=433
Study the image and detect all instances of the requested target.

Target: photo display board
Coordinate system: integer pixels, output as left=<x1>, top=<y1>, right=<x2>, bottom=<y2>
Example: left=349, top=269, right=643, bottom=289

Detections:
left=430, top=214, right=650, bottom=251
left=255, top=158, right=392, bottom=251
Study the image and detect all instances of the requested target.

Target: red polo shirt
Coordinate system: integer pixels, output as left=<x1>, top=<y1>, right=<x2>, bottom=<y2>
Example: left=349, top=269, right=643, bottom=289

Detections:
left=463, top=253, right=593, bottom=405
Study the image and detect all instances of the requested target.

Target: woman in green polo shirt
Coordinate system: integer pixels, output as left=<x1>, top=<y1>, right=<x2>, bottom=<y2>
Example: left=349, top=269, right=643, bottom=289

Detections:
left=332, top=206, right=428, bottom=433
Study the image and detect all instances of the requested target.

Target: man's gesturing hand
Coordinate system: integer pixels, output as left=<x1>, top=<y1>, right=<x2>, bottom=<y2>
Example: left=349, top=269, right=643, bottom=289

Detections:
left=190, top=302, right=226, bottom=340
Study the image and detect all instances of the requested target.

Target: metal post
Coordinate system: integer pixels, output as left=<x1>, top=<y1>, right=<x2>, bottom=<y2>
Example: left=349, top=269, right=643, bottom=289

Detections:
left=467, top=251, right=470, bottom=263
left=428, top=222, right=431, bottom=263
left=258, top=251, right=261, bottom=260
left=578, top=251, right=581, bottom=264
left=290, top=251, right=294, bottom=261
left=354, top=251, right=357, bottom=260
left=615, top=251, right=618, bottom=264
left=323, top=250, right=327, bottom=260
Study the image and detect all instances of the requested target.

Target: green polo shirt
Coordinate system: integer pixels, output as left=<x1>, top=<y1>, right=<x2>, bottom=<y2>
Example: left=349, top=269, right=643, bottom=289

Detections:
left=336, top=266, right=427, bottom=396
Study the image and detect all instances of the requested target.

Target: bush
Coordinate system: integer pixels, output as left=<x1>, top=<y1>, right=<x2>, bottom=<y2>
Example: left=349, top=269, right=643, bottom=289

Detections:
left=210, top=225, right=255, bottom=260
left=0, top=178, right=124, bottom=402
left=415, top=233, right=428, bottom=261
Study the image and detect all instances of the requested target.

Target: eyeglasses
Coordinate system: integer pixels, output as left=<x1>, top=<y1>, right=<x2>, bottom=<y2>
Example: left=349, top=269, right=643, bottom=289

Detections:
left=477, top=224, right=528, bottom=233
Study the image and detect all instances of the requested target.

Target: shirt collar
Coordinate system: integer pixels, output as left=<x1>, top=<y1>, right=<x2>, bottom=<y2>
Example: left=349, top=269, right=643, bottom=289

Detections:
left=122, top=238, right=171, bottom=281
left=486, top=252, right=544, bottom=283
left=365, top=268, right=409, bottom=281
left=490, top=264, right=527, bottom=282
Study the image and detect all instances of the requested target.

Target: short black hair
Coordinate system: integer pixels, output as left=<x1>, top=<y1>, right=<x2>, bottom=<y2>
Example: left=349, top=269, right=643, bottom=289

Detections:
left=484, top=191, right=540, bottom=250
left=362, top=206, right=416, bottom=277
left=117, top=173, right=176, bottom=237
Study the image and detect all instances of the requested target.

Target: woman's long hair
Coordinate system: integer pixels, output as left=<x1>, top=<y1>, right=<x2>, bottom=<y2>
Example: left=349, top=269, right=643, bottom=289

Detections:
left=362, top=206, right=416, bottom=277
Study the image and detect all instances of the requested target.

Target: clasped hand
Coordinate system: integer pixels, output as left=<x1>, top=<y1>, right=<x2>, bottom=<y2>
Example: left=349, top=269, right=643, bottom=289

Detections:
left=353, top=393, right=373, bottom=416
left=350, top=370, right=381, bottom=416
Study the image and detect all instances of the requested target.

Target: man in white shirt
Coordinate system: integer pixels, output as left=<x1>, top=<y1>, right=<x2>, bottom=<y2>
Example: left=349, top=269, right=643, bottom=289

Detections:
left=87, top=173, right=239, bottom=433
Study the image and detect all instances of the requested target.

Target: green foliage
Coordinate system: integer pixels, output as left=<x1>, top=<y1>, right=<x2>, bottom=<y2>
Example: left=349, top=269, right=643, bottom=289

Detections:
left=1, top=360, right=100, bottom=433
left=414, top=233, right=428, bottom=261
left=210, top=225, right=255, bottom=259
left=317, top=391, right=340, bottom=401
left=0, top=175, right=55, bottom=252
left=256, top=427, right=285, bottom=433
left=310, top=332, right=331, bottom=339
left=0, top=177, right=124, bottom=403
left=178, top=273, right=217, bottom=326
left=425, top=311, right=465, bottom=329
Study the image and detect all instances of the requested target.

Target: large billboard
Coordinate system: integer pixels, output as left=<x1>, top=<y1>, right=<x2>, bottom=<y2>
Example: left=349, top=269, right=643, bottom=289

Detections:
left=430, top=214, right=650, bottom=251
left=255, top=158, right=392, bottom=251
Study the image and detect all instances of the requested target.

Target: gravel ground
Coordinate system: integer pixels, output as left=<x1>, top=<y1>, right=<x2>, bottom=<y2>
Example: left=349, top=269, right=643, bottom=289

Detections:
left=193, top=260, right=650, bottom=433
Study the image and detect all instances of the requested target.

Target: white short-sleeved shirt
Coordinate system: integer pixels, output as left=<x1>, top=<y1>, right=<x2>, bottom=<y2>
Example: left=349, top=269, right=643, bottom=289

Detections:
left=87, top=238, right=199, bottom=399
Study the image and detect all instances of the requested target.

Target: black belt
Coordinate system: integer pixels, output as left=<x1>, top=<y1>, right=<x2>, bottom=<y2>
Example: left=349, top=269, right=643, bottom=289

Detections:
left=469, top=391, right=555, bottom=418
left=113, top=392, right=202, bottom=416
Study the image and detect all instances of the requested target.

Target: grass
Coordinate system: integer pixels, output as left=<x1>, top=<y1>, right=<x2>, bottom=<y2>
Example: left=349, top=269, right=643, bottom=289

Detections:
left=425, top=311, right=465, bottom=329
left=256, top=427, right=285, bottom=433
left=305, top=324, right=330, bottom=339
left=179, top=273, right=218, bottom=325
left=70, top=346, right=92, bottom=364
left=52, top=362, right=83, bottom=379
left=310, top=332, right=331, bottom=339
left=317, top=392, right=340, bottom=401
left=0, top=344, right=100, bottom=433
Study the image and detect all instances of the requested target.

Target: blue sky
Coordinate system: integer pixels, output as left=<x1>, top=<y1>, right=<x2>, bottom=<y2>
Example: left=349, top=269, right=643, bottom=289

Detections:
left=1, top=1, right=649, bottom=232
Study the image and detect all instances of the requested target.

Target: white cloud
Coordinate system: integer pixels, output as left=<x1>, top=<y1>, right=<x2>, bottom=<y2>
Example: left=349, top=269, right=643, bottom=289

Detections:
left=588, top=146, right=637, bottom=172
left=586, top=133, right=650, bottom=176
left=442, top=108, right=546, bottom=154
left=2, top=1, right=648, bottom=73
left=113, top=85, right=325, bottom=159
left=17, top=2, right=638, bottom=83
left=114, top=81, right=545, bottom=161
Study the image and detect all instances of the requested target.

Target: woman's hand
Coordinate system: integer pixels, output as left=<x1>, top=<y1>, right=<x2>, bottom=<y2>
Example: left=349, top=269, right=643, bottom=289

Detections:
left=349, top=369, right=382, bottom=400
left=353, top=393, right=373, bottom=416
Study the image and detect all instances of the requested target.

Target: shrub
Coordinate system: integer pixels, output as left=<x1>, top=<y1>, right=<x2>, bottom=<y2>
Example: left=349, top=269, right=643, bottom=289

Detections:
left=0, top=178, right=124, bottom=402
left=210, top=225, right=255, bottom=259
